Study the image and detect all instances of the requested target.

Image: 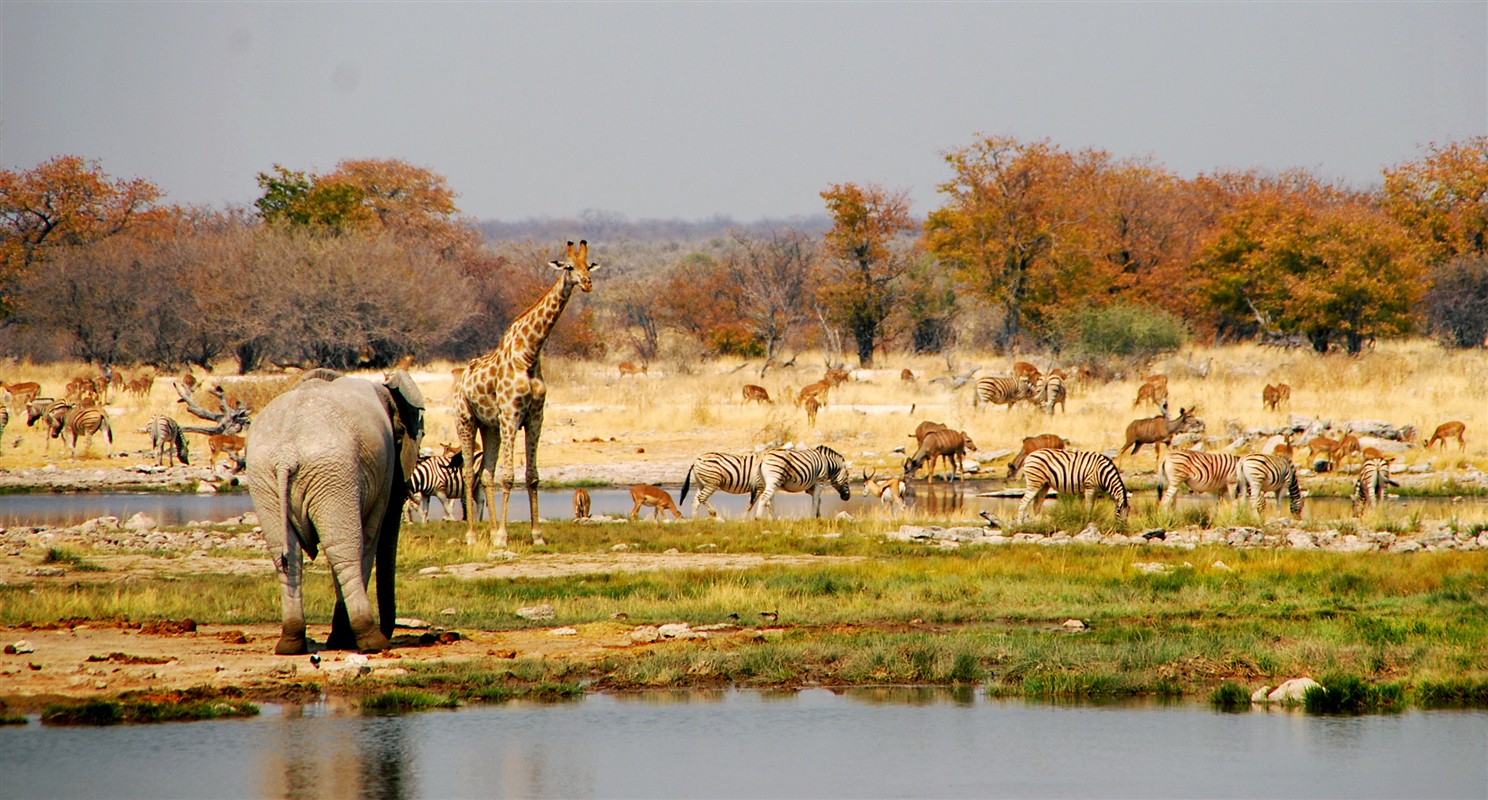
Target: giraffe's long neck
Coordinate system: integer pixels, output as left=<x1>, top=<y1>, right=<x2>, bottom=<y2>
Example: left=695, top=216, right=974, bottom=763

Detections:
left=505, top=275, right=575, bottom=369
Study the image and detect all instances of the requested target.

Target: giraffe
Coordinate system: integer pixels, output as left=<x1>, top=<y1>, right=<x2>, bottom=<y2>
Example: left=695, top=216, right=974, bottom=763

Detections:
left=457, top=240, right=600, bottom=549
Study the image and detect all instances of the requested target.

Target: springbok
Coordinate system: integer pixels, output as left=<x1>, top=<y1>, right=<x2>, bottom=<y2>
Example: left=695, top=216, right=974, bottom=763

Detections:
left=618, top=362, right=648, bottom=377
left=741, top=384, right=772, bottom=404
left=1425, top=421, right=1467, bottom=450
left=861, top=469, right=909, bottom=513
left=573, top=488, right=592, bottom=520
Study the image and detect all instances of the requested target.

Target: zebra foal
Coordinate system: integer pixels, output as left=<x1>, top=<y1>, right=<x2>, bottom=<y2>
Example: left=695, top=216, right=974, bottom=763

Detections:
left=1016, top=449, right=1130, bottom=523
left=680, top=452, right=763, bottom=519
left=754, top=445, right=852, bottom=519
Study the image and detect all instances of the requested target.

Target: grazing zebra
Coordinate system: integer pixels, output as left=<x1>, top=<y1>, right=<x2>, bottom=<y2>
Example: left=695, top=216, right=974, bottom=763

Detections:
left=1016, top=449, right=1130, bottom=523
left=52, top=405, right=112, bottom=458
left=0, top=404, right=7, bottom=451
left=1352, top=457, right=1398, bottom=515
left=1037, top=373, right=1067, bottom=415
left=679, top=451, right=764, bottom=519
left=28, top=399, right=71, bottom=454
left=1155, top=450, right=1240, bottom=509
left=754, top=445, right=852, bottom=519
left=144, top=415, right=190, bottom=466
left=973, top=375, right=1035, bottom=410
left=1236, top=453, right=1303, bottom=518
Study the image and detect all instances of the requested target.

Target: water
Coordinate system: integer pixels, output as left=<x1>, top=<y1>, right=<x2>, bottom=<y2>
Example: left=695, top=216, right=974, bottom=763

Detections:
left=1, top=690, right=1483, bottom=799
left=2, top=486, right=1484, bottom=528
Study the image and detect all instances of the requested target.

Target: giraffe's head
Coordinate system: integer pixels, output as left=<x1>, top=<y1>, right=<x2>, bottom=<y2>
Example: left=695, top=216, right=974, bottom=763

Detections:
left=550, top=239, right=601, bottom=293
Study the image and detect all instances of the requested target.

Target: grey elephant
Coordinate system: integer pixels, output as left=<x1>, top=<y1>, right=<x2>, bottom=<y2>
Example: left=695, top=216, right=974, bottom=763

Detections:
left=247, top=368, right=425, bottom=655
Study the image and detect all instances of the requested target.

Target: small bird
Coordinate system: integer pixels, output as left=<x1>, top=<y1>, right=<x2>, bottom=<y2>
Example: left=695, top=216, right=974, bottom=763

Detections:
left=759, top=610, right=778, bottom=623
left=726, top=613, right=740, bottom=622
left=309, top=654, right=322, bottom=669
left=979, top=510, right=1002, bottom=529
left=610, top=612, right=629, bottom=620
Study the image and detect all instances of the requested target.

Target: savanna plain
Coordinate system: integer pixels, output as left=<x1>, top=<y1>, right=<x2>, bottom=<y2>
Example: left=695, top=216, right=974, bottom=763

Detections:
left=2, top=340, right=1486, bottom=723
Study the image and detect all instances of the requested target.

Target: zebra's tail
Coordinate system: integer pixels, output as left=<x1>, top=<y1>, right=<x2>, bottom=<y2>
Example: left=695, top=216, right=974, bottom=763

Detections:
left=679, top=465, right=694, bottom=504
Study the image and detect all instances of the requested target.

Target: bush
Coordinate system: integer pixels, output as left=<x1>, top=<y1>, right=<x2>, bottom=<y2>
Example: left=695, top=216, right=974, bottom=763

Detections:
left=1057, top=304, right=1188, bottom=362
left=1423, top=255, right=1488, bottom=348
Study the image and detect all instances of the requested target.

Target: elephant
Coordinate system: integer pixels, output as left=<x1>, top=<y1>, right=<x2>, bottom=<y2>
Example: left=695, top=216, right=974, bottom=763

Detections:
left=247, top=368, right=425, bottom=655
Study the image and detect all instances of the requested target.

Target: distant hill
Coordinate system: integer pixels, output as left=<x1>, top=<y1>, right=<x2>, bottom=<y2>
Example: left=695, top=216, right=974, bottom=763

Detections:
left=477, top=211, right=833, bottom=243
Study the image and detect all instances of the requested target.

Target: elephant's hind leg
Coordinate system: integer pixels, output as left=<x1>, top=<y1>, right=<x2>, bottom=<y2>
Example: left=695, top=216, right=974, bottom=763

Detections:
left=273, top=529, right=309, bottom=655
left=320, top=498, right=390, bottom=653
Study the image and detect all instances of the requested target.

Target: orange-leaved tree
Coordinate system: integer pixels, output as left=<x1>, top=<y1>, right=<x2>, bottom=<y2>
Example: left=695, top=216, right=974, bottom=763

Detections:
left=0, top=155, right=174, bottom=320
left=818, top=182, right=916, bottom=367
left=1380, top=137, right=1488, bottom=263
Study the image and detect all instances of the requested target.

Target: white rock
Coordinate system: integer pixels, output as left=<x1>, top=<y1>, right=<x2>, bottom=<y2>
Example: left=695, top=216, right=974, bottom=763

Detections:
left=417, top=566, right=442, bottom=576
left=1267, top=677, right=1321, bottom=704
left=124, top=512, right=158, bottom=532
left=1211, top=560, right=1233, bottom=571
left=394, top=618, right=431, bottom=629
left=1251, top=686, right=1272, bottom=703
left=549, top=627, right=578, bottom=636
left=629, top=626, right=660, bottom=643
left=11, top=640, right=34, bottom=653
left=196, top=482, right=218, bottom=493
left=611, top=543, right=629, bottom=551
left=1286, top=531, right=1318, bottom=550
left=657, top=623, right=692, bottom=638
left=516, top=604, right=555, bottom=621
left=439, top=606, right=458, bottom=616
left=1062, top=619, right=1087, bottom=630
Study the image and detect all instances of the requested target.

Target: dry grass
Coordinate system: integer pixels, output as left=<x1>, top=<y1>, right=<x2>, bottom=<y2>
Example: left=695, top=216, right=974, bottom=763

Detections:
left=2, top=341, right=1484, bottom=487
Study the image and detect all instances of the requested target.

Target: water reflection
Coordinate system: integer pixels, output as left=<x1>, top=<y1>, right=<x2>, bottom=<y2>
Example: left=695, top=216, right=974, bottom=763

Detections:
left=256, top=702, right=417, bottom=800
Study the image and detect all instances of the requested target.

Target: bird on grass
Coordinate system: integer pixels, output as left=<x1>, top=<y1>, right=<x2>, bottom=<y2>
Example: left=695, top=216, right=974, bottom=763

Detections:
left=979, top=510, right=1002, bottom=529
left=759, top=610, right=778, bottom=623
left=309, top=654, right=321, bottom=669
left=726, top=613, right=740, bottom=622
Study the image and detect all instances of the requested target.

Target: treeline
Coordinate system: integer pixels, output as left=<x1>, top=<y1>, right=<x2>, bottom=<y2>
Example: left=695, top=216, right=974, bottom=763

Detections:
left=1, top=137, right=1484, bottom=374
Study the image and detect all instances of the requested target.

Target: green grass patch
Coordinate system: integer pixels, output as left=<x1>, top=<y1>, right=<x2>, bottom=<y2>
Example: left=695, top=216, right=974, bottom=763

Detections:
left=41, top=547, right=105, bottom=571
left=360, top=689, right=458, bottom=713
left=39, top=697, right=259, bottom=725
left=1209, top=682, right=1251, bottom=709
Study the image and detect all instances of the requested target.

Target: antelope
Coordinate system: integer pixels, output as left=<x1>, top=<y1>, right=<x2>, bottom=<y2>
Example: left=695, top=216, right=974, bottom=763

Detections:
left=1118, top=407, right=1199, bottom=459
left=797, top=380, right=830, bottom=407
left=804, top=395, right=822, bottom=427
left=5, top=381, right=40, bottom=408
left=618, top=362, right=648, bottom=377
left=900, top=368, right=916, bottom=383
left=824, top=367, right=850, bottom=387
left=1263, top=382, right=1291, bottom=411
left=908, top=420, right=949, bottom=445
left=1133, top=379, right=1169, bottom=412
left=208, top=433, right=247, bottom=467
left=1331, top=433, right=1362, bottom=471
left=629, top=484, right=683, bottom=521
left=1012, top=361, right=1041, bottom=383
left=861, top=469, right=909, bottom=512
left=573, top=488, right=592, bottom=520
left=904, top=428, right=977, bottom=483
left=1425, top=421, right=1467, bottom=450
left=1305, top=435, right=1339, bottom=468
left=1007, top=433, right=1067, bottom=478
left=741, top=384, right=772, bottom=404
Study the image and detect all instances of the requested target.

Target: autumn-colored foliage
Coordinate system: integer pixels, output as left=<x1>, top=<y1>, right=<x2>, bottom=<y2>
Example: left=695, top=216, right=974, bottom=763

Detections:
left=1381, top=137, right=1488, bottom=263
left=818, top=182, right=916, bottom=366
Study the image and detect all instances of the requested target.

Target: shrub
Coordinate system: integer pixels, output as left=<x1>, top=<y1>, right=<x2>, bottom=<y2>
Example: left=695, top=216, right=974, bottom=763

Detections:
left=1423, top=255, right=1488, bottom=348
left=1057, top=304, right=1188, bottom=363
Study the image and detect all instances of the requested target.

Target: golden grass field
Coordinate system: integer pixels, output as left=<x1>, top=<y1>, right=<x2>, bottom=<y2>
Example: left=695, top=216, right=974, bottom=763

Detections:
left=3, top=339, right=1484, bottom=498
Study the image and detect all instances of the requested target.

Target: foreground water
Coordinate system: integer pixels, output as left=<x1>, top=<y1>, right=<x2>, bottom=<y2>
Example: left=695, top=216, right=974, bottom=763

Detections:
left=3, top=487, right=1485, bottom=528
left=1, top=689, right=1484, bottom=799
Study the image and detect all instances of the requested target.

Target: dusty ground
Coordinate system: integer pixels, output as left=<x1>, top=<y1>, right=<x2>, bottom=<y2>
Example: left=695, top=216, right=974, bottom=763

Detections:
left=0, top=551, right=854, bottom=709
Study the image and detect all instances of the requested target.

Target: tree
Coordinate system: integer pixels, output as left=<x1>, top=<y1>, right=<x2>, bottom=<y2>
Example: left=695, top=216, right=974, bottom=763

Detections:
left=1381, top=137, right=1488, bottom=263
left=923, top=136, right=1094, bottom=349
left=1423, top=255, right=1488, bottom=348
left=0, top=156, right=172, bottom=320
left=818, top=183, right=915, bottom=367
left=720, top=230, right=818, bottom=369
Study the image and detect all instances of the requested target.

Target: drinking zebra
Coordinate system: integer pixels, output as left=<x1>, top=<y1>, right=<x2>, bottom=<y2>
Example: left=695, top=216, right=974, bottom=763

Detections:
left=754, top=445, right=851, bottom=519
left=973, top=375, right=1035, bottom=410
left=1352, top=457, right=1398, bottom=515
left=144, top=415, right=190, bottom=467
left=1015, top=449, right=1129, bottom=523
left=1236, top=453, right=1303, bottom=518
left=680, top=451, right=764, bottom=519
left=1155, top=450, right=1240, bottom=509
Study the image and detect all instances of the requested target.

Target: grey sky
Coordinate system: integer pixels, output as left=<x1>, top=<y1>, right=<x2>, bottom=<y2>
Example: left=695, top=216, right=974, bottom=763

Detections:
left=3, top=2, right=1484, bottom=222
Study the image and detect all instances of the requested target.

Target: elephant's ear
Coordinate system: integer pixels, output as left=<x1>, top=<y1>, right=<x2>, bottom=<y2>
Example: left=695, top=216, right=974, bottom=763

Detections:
left=382, top=371, right=426, bottom=481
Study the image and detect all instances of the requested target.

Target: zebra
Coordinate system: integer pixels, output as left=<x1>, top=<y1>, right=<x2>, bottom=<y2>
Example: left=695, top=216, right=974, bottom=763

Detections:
left=0, top=404, right=7, bottom=454
left=1236, top=453, right=1303, bottom=518
left=408, top=450, right=484, bottom=522
left=28, top=399, right=72, bottom=455
left=973, top=375, right=1035, bottom=410
left=1037, top=373, right=1067, bottom=415
left=1352, top=457, right=1398, bottom=515
left=51, top=405, right=112, bottom=458
left=754, top=445, right=852, bottom=519
left=679, top=451, right=764, bottom=519
left=1155, top=450, right=1240, bottom=509
left=1015, top=449, right=1129, bottom=523
left=144, top=415, right=190, bottom=466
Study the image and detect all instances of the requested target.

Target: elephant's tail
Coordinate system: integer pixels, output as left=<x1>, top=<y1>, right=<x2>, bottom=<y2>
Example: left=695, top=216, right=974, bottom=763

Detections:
left=277, top=464, right=317, bottom=559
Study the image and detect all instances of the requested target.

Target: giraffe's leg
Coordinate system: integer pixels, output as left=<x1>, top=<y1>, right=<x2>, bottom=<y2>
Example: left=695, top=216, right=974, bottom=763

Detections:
left=493, top=420, right=515, bottom=550
left=458, top=413, right=481, bottom=547
left=524, top=405, right=545, bottom=546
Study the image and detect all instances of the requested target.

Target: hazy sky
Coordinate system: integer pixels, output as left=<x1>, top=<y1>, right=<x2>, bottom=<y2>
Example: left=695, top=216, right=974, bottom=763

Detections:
left=3, top=2, right=1484, bottom=222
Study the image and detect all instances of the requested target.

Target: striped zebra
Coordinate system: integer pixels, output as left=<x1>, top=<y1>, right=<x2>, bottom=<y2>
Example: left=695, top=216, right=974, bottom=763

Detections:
left=754, top=445, right=852, bottom=519
left=408, top=450, right=484, bottom=522
left=1037, top=373, right=1067, bottom=415
left=28, top=399, right=72, bottom=455
left=51, top=405, right=112, bottom=458
left=1236, top=454, right=1303, bottom=518
left=144, top=415, right=190, bottom=467
left=1352, top=457, right=1398, bottom=515
left=0, top=404, right=7, bottom=453
left=1155, top=450, right=1240, bottom=509
left=679, top=452, right=764, bottom=519
left=973, top=375, right=1035, bottom=410
left=1016, top=449, right=1130, bottom=523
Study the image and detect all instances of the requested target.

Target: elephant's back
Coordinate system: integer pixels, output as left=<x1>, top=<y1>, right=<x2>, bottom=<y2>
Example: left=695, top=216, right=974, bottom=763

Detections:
left=248, top=378, right=390, bottom=472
